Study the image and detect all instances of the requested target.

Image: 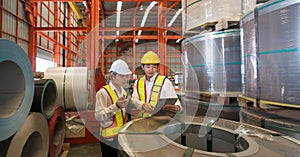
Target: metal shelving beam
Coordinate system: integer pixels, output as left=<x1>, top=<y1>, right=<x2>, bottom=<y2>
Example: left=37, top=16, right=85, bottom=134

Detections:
left=34, top=27, right=87, bottom=31
left=104, top=0, right=181, bottom=2
left=31, top=0, right=85, bottom=2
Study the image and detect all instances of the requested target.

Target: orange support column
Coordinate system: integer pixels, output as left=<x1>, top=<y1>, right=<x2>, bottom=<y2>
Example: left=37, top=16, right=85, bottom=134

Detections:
left=67, top=5, right=71, bottom=67
left=100, top=0, right=105, bottom=74
left=87, top=0, right=99, bottom=105
left=100, top=15, right=105, bottom=74
left=158, top=1, right=167, bottom=75
left=28, top=1, right=37, bottom=71
left=132, top=2, right=139, bottom=74
left=93, top=0, right=99, bottom=69
left=53, top=2, right=60, bottom=67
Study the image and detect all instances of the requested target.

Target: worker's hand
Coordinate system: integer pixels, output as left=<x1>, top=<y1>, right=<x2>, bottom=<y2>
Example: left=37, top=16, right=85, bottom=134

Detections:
left=116, top=97, right=128, bottom=108
left=162, top=104, right=179, bottom=113
left=142, top=103, right=154, bottom=113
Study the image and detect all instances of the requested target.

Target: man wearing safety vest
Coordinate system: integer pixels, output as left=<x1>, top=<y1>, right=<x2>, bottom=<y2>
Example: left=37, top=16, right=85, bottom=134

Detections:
left=95, top=59, right=132, bottom=157
left=131, top=51, right=182, bottom=117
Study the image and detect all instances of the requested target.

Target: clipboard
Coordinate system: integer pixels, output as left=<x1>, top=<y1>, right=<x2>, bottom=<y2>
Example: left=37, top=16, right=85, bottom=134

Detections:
left=151, top=98, right=178, bottom=116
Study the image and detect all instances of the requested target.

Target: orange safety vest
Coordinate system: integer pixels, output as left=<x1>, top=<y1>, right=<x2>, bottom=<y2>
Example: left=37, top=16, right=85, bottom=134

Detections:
left=100, top=85, right=127, bottom=139
left=137, top=75, right=166, bottom=117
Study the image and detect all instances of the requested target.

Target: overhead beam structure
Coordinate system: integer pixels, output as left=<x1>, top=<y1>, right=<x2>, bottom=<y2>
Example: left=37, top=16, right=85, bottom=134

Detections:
left=132, top=1, right=141, bottom=71
left=68, top=2, right=83, bottom=20
left=104, top=0, right=181, bottom=2
left=34, top=27, right=87, bottom=31
left=97, top=35, right=181, bottom=40
left=158, top=1, right=167, bottom=75
left=31, top=0, right=85, bottom=2
left=29, top=0, right=182, bottom=76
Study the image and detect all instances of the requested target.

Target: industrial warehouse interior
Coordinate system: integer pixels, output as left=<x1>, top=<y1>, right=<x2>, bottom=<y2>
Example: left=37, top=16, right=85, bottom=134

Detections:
left=0, top=0, right=300, bottom=157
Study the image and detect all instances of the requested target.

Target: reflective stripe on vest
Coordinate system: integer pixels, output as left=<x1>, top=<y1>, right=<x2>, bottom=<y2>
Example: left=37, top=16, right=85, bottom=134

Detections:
left=137, top=75, right=166, bottom=117
left=100, top=85, right=127, bottom=138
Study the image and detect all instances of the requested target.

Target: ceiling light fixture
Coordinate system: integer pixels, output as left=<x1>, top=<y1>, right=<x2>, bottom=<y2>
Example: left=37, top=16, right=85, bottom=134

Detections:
left=141, top=1, right=157, bottom=27
left=82, top=1, right=87, bottom=8
left=136, top=1, right=157, bottom=43
left=117, top=1, right=122, bottom=12
left=167, top=8, right=182, bottom=27
left=116, top=1, right=122, bottom=40
left=139, top=5, right=144, bottom=11
left=116, top=12, right=121, bottom=27
left=137, top=30, right=142, bottom=36
left=116, top=1, right=122, bottom=27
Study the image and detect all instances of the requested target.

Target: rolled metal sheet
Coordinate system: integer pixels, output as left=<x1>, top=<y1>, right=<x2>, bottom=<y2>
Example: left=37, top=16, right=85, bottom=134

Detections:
left=241, top=11, right=258, bottom=98
left=44, top=67, right=88, bottom=110
left=0, top=39, right=34, bottom=141
left=119, top=115, right=300, bottom=156
left=259, top=103, right=300, bottom=121
left=48, top=106, right=65, bottom=157
left=66, top=67, right=88, bottom=110
left=6, top=112, right=49, bottom=157
left=258, top=0, right=300, bottom=106
left=31, top=79, right=57, bottom=119
left=44, top=68, right=66, bottom=108
left=240, top=107, right=300, bottom=140
left=182, top=29, right=242, bottom=94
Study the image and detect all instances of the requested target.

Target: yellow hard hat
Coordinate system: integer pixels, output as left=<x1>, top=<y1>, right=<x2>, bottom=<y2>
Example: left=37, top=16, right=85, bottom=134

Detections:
left=141, top=51, right=160, bottom=64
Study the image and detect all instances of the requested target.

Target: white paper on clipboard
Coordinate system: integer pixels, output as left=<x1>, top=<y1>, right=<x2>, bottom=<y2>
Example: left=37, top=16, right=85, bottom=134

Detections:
left=151, top=98, right=178, bottom=116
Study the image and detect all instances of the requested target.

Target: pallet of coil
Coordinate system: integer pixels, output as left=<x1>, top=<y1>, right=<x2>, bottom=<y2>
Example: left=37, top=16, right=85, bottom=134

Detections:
left=185, top=91, right=240, bottom=105
left=239, top=0, right=300, bottom=119
left=237, top=95, right=257, bottom=108
left=237, top=95, right=300, bottom=121
left=182, top=0, right=256, bottom=35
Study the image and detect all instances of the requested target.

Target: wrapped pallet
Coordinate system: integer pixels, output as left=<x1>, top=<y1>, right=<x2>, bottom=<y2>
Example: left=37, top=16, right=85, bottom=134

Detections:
left=182, top=0, right=256, bottom=34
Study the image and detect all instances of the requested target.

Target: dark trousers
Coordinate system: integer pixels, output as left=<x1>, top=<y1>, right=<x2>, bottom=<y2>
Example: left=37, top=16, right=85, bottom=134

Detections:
left=100, top=137, right=119, bottom=157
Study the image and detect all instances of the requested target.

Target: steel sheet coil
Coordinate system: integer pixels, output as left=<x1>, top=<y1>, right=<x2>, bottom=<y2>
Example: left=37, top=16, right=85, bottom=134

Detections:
left=44, top=67, right=88, bottom=110
left=5, top=112, right=49, bottom=157
left=0, top=39, right=34, bottom=141
left=258, top=103, right=300, bottom=121
left=241, top=11, right=258, bottom=98
left=119, top=115, right=300, bottom=156
left=31, top=79, right=57, bottom=119
left=182, top=29, right=242, bottom=93
left=240, top=107, right=300, bottom=140
left=48, top=106, right=65, bottom=157
left=258, top=0, right=300, bottom=106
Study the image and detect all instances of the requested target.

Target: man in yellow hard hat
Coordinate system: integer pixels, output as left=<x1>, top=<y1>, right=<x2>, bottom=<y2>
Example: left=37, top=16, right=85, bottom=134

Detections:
left=131, top=51, right=182, bottom=117
left=95, top=59, right=132, bottom=157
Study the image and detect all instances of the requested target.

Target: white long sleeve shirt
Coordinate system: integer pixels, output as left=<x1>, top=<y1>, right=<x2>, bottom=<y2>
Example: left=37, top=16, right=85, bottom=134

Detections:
left=94, top=82, right=126, bottom=128
left=131, top=73, right=182, bottom=112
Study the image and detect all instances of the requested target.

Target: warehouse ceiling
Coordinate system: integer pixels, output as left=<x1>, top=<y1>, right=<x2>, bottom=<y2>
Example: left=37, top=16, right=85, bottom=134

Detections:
left=72, top=0, right=182, bottom=44
left=71, top=0, right=269, bottom=44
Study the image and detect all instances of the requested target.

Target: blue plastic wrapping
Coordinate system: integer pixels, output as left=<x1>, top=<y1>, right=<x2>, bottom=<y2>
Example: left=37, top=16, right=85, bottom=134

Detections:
left=258, top=0, right=300, bottom=105
left=241, top=11, right=258, bottom=98
left=182, top=29, right=242, bottom=96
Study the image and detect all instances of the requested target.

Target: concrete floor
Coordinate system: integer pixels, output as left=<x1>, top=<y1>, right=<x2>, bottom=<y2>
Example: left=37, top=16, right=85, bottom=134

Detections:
left=68, top=143, right=101, bottom=157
